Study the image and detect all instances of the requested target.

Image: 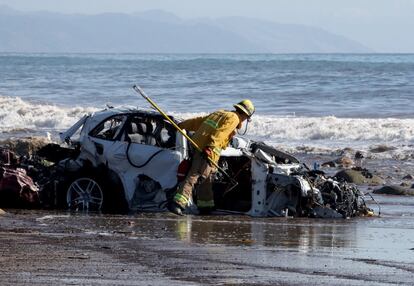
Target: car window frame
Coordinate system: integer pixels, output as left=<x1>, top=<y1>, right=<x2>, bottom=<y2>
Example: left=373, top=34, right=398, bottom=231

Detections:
left=88, top=111, right=179, bottom=146
left=124, top=113, right=178, bottom=149
left=89, top=114, right=128, bottom=142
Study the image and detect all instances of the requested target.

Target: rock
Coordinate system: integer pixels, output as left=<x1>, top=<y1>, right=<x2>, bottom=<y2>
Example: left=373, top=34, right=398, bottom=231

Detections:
left=334, top=169, right=384, bottom=185
left=342, top=147, right=354, bottom=153
left=400, top=182, right=411, bottom=187
left=373, top=185, right=414, bottom=196
left=402, top=174, right=413, bottom=180
left=0, top=209, right=6, bottom=215
left=412, top=184, right=414, bottom=189
left=0, top=137, right=51, bottom=157
left=313, top=206, right=343, bottom=218
left=321, top=161, right=336, bottom=168
left=369, top=145, right=397, bottom=153
left=355, top=151, right=364, bottom=159
left=334, top=156, right=354, bottom=168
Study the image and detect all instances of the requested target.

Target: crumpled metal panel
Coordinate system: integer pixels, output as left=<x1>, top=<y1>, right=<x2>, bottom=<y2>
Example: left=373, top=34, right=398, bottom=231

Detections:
left=248, top=158, right=269, bottom=217
left=106, top=142, right=183, bottom=202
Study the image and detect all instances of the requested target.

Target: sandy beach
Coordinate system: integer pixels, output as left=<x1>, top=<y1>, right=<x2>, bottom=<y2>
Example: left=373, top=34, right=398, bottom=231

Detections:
left=1, top=193, right=413, bottom=286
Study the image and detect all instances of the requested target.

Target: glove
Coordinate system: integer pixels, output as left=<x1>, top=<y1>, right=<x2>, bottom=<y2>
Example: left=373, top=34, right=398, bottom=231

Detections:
left=203, top=147, right=213, bottom=158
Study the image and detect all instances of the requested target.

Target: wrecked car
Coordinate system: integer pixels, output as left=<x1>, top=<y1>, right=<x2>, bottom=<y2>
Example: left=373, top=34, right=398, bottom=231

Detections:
left=37, top=106, right=373, bottom=218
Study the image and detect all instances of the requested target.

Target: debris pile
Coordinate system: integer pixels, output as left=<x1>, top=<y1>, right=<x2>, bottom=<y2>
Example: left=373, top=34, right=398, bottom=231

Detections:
left=0, top=148, right=40, bottom=208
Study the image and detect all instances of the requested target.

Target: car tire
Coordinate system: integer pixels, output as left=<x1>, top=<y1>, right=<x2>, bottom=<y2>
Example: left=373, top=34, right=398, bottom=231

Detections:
left=63, top=168, right=129, bottom=213
left=66, top=177, right=104, bottom=211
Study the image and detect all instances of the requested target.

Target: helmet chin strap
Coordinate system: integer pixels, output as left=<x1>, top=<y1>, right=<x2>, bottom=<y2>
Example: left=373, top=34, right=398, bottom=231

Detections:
left=237, top=119, right=250, bottom=135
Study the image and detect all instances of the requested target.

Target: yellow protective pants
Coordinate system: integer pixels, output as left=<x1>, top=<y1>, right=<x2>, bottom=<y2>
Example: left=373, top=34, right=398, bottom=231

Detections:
left=174, top=152, right=215, bottom=209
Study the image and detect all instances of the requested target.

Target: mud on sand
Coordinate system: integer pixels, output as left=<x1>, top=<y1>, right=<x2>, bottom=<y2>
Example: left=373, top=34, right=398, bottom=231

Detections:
left=1, top=196, right=414, bottom=286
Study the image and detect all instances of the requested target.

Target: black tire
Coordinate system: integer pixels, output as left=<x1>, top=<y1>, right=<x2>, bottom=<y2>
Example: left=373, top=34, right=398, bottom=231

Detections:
left=66, top=176, right=104, bottom=211
left=62, top=168, right=128, bottom=213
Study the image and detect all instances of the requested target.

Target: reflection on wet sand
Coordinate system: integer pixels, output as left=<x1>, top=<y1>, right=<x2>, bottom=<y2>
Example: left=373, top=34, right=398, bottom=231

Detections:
left=38, top=211, right=357, bottom=251
left=14, top=193, right=413, bottom=261
left=167, top=216, right=356, bottom=251
left=2, top=195, right=414, bottom=285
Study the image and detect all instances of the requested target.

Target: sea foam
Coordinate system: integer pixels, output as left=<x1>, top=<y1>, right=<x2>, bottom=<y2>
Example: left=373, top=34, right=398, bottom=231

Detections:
left=1, top=96, right=413, bottom=155
left=246, top=115, right=414, bottom=143
left=0, top=96, right=97, bottom=134
left=175, top=112, right=414, bottom=145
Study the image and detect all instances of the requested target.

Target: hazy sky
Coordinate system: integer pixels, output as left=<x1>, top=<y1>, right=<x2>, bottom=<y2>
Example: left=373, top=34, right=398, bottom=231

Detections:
left=1, top=0, right=414, bottom=52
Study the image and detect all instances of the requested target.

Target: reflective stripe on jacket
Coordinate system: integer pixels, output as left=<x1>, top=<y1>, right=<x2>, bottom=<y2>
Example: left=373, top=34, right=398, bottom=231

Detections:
left=179, top=110, right=240, bottom=164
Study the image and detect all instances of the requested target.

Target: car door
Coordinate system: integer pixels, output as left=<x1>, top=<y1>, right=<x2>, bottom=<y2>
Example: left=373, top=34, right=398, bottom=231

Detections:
left=87, top=114, right=128, bottom=167
left=103, top=113, right=185, bottom=202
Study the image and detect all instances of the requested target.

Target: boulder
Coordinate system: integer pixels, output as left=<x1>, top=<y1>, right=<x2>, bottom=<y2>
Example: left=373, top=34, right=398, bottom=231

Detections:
left=373, top=185, right=414, bottom=196
left=402, top=174, right=413, bottom=180
left=321, top=161, right=336, bottom=168
left=369, top=145, right=397, bottom=153
left=336, top=156, right=354, bottom=168
left=1, top=137, right=51, bottom=157
left=0, top=208, right=5, bottom=215
left=322, top=156, right=354, bottom=168
left=334, top=169, right=384, bottom=185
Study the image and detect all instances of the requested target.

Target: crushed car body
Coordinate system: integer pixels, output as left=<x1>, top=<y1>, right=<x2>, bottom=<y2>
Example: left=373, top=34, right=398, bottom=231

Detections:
left=28, top=106, right=373, bottom=218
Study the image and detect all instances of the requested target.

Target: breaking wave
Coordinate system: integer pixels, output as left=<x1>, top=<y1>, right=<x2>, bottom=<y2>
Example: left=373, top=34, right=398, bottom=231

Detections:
left=176, top=112, right=414, bottom=158
left=1, top=95, right=414, bottom=155
left=247, top=115, right=414, bottom=143
left=177, top=112, right=414, bottom=144
left=0, top=96, right=98, bottom=135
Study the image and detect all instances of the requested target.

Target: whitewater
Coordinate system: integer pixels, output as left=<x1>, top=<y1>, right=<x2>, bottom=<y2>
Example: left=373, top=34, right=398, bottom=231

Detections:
left=1, top=53, right=414, bottom=158
left=1, top=95, right=414, bottom=159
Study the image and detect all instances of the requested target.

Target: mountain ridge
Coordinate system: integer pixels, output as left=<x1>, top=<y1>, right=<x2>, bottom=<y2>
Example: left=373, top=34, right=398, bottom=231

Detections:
left=0, top=6, right=372, bottom=53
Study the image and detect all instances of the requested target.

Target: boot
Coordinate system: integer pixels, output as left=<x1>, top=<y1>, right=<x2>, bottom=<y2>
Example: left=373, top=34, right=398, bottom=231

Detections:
left=168, top=202, right=184, bottom=216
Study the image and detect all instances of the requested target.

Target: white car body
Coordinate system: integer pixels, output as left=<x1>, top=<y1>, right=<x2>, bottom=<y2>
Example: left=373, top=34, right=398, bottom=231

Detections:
left=58, top=106, right=368, bottom=218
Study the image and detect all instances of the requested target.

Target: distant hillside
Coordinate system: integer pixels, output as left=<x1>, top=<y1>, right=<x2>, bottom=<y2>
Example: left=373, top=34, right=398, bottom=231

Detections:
left=0, top=6, right=371, bottom=53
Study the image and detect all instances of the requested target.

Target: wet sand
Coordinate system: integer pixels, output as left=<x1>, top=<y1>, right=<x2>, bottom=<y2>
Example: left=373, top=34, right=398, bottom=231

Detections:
left=0, top=195, right=413, bottom=285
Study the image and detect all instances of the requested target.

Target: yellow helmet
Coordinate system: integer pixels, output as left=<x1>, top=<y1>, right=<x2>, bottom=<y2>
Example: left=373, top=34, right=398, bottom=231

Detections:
left=234, top=99, right=255, bottom=117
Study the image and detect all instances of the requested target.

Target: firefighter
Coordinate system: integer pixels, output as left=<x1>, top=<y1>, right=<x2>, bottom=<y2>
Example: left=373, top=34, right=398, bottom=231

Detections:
left=168, top=99, right=255, bottom=215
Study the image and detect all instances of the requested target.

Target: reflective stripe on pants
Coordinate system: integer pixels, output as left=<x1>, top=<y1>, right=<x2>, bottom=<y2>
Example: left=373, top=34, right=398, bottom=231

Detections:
left=174, top=152, right=215, bottom=209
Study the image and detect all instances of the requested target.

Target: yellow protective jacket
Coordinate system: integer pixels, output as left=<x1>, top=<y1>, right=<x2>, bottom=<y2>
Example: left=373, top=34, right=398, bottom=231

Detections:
left=179, top=110, right=240, bottom=164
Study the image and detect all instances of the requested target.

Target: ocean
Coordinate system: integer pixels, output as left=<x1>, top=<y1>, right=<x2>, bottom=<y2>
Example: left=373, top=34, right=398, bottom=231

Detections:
left=1, top=53, right=414, bottom=157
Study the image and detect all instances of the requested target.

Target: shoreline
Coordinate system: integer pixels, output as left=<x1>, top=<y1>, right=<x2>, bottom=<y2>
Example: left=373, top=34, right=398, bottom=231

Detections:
left=1, top=136, right=414, bottom=190
left=0, top=205, right=413, bottom=285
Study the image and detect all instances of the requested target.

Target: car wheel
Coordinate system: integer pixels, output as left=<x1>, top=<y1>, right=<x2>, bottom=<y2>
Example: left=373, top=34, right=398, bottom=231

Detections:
left=66, top=177, right=104, bottom=211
